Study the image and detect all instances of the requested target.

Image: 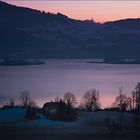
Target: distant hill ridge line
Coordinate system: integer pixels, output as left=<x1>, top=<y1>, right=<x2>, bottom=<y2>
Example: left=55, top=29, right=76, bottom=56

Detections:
left=0, top=0, right=140, bottom=59
left=0, top=0, right=140, bottom=23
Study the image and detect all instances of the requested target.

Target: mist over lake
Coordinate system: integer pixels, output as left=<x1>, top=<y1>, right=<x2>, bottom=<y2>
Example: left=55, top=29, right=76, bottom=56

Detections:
left=0, top=59, right=140, bottom=107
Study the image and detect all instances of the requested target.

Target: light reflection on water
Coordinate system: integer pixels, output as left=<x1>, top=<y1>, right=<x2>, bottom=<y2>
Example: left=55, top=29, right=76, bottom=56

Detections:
left=0, top=59, right=140, bottom=107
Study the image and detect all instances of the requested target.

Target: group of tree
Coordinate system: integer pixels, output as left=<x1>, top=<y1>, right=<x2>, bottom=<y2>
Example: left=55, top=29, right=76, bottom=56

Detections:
left=112, top=83, right=140, bottom=112
left=6, top=90, right=37, bottom=109
left=56, top=83, right=140, bottom=112
left=54, top=89, right=101, bottom=111
left=79, top=89, right=101, bottom=111
left=61, top=83, right=140, bottom=112
left=3, top=82, right=140, bottom=113
left=5, top=89, right=100, bottom=112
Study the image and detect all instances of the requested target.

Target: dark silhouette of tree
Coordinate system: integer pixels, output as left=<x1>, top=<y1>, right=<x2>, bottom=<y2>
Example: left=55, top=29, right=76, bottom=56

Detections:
left=80, top=89, right=101, bottom=111
left=132, top=91, right=136, bottom=110
left=28, top=100, right=37, bottom=108
left=112, top=87, right=132, bottom=111
left=112, top=87, right=125, bottom=111
left=63, top=91, right=77, bottom=108
left=114, top=94, right=128, bottom=111
left=134, top=83, right=140, bottom=111
left=20, top=91, right=37, bottom=108
left=25, top=107, right=39, bottom=120
left=9, top=97, right=15, bottom=107
left=20, top=91, right=31, bottom=108
left=126, top=97, right=132, bottom=110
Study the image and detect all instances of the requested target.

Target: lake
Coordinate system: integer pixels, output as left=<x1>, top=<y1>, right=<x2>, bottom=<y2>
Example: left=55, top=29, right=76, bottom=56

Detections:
left=0, top=59, right=140, bottom=108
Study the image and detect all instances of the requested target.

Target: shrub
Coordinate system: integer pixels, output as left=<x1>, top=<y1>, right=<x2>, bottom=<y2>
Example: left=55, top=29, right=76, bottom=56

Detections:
left=25, top=107, right=40, bottom=120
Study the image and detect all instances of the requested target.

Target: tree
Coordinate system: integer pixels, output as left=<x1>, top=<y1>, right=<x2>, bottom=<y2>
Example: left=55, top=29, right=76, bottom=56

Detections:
left=28, top=100, right=37, bottom=108
left=63, top=91, right=77, bottom=108
left=112, top=87, right=126, bottom=111
left=20, top=91, right=37, bottom=108
left=132, top=91, right=136, bottom=110
left=125, top=97, right=132, bottom=110
left=20, top=90, right=31, bottom=108
left=134, top=83, right=140, bottom=111
left=112, top=87, right=132, bottom=111
left=80, top=89, right=101, bottom=111
left=9, top=97, right=15, bottom=107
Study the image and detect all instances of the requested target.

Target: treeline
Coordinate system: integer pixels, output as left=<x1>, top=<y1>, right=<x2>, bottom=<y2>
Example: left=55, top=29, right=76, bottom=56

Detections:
left=111, top=83, right=140, bottom=112
left=1, top=82, right=140, bottom=113
left=0, top=82, right=140, bottom=122
left=2, top=90, right=37, bottom=109
left=1, top=89, right=101, bottom=112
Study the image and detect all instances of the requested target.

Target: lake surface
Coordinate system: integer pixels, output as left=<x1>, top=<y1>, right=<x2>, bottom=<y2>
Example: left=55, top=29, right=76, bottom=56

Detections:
left=0, top=59, right=140, bottom=107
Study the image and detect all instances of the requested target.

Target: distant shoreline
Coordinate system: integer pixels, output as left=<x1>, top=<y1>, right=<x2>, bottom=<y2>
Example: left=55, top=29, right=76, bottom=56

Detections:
left=88, top=58, right=140, bottom=64
left=0, top=59, right=45, bottom=66
left=88, top=62, right=140, bottom=64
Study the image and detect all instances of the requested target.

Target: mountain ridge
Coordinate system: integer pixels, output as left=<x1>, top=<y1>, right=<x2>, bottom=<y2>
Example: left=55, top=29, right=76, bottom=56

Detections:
left=0, top=1, right=140, bottom=59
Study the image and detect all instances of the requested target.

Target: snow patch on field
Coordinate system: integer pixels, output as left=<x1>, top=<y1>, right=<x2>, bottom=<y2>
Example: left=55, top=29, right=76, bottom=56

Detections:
left=0, top=108, right=136, bottom=133
left=0, top=108, right=26, bottom=123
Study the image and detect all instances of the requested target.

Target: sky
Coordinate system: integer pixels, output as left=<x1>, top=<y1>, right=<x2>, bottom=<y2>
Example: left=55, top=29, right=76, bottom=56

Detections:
left=2, top=0, right=140, bottom=22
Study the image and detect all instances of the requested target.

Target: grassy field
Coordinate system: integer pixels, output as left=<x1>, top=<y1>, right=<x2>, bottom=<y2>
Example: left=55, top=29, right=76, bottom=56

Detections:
left=0, top=108, right=140, bottom=140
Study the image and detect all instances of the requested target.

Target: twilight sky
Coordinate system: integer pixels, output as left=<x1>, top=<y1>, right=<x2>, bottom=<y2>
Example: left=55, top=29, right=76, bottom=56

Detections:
left=3, top=0, right=140, bottom=22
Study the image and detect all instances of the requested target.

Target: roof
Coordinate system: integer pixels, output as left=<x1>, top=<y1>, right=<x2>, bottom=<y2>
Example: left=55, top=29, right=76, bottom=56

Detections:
left=43, top=101, right=67, bottom=109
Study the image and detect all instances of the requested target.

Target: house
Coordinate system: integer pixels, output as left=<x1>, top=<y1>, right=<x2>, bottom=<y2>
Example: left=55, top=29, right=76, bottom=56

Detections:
left=42, top=101, right=77, bottom=121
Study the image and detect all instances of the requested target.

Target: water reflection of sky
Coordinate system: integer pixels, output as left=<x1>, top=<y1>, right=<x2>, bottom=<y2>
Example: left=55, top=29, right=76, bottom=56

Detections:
left=0, top=60, right=140, bottom=107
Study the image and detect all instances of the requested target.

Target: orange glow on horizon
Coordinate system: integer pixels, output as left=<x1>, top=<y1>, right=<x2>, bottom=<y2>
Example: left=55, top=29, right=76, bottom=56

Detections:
left=2, top=1, right=140, bottom=22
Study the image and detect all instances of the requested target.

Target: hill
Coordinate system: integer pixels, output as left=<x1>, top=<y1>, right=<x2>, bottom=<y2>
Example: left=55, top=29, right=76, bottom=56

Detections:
left=0, top=1, right=140, bottom=59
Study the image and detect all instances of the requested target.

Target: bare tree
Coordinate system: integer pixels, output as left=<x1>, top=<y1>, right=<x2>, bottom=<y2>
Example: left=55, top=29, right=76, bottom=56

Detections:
left=135, top=83, right=140, bottom=111
left=28, top=100, right=37, bottom=108
left=126, top=97, right=132, bottom=110
left=112, top=87, right=132, bottom=111
left=9, top=97, right=15, bottom=107
left=20, top=91, right=37, bottom=108
left=118, top=86, right=125, bottom=109
left=80, top=89, right=101, bottom=111
left=63, top=91, right=77, bottom=108
left=20, top=90, right=31, bottom=108
left=132, top=91, right=136, bottom=110
left=112, top=87, right=125, bottom=110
